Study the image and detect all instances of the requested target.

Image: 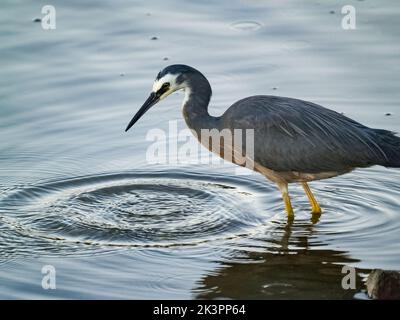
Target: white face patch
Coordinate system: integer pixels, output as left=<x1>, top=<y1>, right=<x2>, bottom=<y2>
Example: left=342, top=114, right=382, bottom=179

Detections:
left=151, top=72, right=189, bottom=102
left=152, top=73, right=179, bottom=93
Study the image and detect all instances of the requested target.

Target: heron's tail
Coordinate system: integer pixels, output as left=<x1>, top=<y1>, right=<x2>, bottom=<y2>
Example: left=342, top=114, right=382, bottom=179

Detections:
left=374, top=129, right=400, bottom=168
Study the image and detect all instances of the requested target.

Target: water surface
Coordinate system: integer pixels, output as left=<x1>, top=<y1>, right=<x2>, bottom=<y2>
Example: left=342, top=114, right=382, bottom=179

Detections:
left=0, top=0, right=400, bottom=299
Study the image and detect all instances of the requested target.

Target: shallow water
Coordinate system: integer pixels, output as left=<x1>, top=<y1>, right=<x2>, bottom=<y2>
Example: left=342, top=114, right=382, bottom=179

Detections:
left=0, top=0, right=399, bottom=299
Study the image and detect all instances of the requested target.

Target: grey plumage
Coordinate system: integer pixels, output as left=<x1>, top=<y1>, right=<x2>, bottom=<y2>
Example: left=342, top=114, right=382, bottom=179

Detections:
left=126, top=64, right=400, bottom=215
left=221, top=95, right=400, bottom=173
left=172, top=63, right=400, bottom=173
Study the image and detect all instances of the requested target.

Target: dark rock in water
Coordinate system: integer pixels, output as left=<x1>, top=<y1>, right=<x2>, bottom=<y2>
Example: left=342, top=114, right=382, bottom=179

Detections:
left=366, top=269, right=400, bottom=300
left=151, top=36, right=158, bottom=40
left=32, top=17, right=41, bottom=23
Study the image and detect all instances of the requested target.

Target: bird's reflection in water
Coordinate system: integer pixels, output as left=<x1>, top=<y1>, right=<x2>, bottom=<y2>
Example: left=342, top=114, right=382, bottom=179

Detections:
left=195, top=216, right=367, bottom=299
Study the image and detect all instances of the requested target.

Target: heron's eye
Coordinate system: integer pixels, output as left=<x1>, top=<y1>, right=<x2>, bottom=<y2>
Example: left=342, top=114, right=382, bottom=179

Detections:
left=156, top=82, right=171, bottom=97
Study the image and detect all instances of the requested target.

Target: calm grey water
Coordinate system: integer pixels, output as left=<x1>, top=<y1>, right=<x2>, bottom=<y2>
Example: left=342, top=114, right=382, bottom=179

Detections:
left=1, top=0, right=399, bottom=299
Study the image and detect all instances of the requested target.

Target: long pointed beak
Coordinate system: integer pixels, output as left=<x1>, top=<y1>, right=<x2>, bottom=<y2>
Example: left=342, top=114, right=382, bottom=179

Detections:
left=125, top=92, right=159, bottom=132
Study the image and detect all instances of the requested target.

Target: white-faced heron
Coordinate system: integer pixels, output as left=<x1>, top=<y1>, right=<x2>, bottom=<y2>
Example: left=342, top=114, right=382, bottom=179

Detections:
left=125, top=65, right=400, bottom=217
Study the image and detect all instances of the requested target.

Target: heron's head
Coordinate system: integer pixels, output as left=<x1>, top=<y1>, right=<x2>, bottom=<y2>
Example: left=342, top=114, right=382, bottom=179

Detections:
left=125, top=65, right=193, bottom=132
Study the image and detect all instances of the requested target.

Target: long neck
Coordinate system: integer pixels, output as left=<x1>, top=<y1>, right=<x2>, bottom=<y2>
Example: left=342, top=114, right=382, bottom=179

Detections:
left=182, top=74, right=219, bottom=136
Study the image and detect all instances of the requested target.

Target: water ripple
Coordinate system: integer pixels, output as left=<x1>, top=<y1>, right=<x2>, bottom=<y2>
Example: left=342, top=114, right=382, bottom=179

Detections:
left=0, top=171, right=271, bottom=260
left=230, top=21, right=263, bottom=31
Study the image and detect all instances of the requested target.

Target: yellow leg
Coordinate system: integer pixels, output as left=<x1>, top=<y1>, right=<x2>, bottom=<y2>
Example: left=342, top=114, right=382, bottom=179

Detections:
left=277, top=182, right=294, bottom=217
left=301, top=182, right=322, bottom=214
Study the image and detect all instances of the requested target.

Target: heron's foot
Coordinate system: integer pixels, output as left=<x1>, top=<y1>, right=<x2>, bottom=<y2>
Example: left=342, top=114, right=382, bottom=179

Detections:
left=309, top=194, right=322, bottom=214
left=301, top=182, right=322, bottom=215
left=310, top=212, right=321, bottom=224
left=310, top=204, right=322, bottom=215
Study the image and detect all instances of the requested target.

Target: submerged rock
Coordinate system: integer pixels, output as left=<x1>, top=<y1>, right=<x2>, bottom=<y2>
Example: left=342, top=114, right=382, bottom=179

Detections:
left=366, top=269, right=400, bottom=300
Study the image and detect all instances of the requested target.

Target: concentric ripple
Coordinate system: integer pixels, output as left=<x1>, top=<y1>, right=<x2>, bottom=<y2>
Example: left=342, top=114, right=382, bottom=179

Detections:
left=1, top=167, right=400, bottom=271
left=0, top=171, right=271, bottom=259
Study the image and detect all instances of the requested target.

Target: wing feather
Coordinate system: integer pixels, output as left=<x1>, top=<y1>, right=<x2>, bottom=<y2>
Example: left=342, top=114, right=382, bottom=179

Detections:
left=220, top=95, right=388, bottom=173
